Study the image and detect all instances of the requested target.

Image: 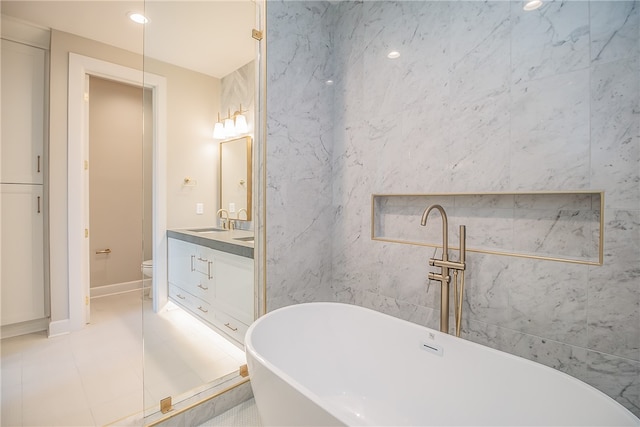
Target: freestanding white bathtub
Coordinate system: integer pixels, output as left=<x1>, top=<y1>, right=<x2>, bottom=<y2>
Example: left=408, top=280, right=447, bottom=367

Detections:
left=245, top=302, right=639, bottom=426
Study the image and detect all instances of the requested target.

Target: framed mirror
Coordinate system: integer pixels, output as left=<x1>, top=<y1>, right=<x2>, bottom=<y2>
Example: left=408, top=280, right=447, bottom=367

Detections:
left=220, top=136, right=252, bottom=221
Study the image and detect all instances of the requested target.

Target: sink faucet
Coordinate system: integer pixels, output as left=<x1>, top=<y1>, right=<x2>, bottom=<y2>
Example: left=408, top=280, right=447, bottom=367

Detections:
left=217, top=209, right=230, bottom=229
left=421, top=204, right=466, bottom=336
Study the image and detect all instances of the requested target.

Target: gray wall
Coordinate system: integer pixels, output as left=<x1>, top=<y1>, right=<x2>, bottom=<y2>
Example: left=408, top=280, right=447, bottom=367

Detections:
left=266, top=0, right=640, bottom=415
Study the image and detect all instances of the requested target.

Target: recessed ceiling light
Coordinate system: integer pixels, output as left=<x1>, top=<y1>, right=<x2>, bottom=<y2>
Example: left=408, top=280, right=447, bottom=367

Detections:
left=128, top=12, right=149, bottom=24
left=325, top=79, right=334, bottom=86
left=523, top=0, right=543, bottom=11
left=387, top=51, right=400, bottom=59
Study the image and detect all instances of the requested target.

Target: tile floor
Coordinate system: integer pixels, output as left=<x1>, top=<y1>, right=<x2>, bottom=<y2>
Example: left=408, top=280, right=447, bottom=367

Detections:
left=1, top=291, right=246, bottom=426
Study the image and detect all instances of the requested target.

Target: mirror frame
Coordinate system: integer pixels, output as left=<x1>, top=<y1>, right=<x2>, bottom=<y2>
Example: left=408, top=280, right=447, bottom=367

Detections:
left=219, top=136, right=253, bottom=221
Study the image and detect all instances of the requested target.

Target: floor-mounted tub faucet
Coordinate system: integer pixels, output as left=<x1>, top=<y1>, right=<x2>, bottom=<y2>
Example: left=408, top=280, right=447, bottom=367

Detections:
left=421, top=205, right=467, bottom=336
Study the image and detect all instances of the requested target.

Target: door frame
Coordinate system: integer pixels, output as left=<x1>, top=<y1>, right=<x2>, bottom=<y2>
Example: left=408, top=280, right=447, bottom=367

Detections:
left=67, top=53, right=167, bottom=332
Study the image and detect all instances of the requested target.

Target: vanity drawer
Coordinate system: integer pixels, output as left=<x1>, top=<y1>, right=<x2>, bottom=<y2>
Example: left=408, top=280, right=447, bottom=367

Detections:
left=213, top=311, right=248, bottom=344
left=169, top=284, right=212, bottom=319
left=186, top=278, right=213, bottom=302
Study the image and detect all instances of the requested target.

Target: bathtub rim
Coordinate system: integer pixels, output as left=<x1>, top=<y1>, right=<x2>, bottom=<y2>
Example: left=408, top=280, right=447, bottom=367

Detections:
left=245, top=302, right=639, bottom=426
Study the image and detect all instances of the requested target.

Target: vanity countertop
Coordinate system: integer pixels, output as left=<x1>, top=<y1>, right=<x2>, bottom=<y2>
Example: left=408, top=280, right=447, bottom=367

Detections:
left=167, top=227, right=254, bottom=259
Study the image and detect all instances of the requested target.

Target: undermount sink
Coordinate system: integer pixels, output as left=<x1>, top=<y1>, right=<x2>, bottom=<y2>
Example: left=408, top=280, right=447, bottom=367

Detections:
left=188, top=227, right=226, bottom=232
left=233, top=236, right=254, bottom=242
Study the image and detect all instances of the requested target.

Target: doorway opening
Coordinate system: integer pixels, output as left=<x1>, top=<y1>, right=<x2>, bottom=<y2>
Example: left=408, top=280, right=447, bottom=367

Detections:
left=67, top=53, right=167, bottom=333
left=87, top=76, right=153, bottom=304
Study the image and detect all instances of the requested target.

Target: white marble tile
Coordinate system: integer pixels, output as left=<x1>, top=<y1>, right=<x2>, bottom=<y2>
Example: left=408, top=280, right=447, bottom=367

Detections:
left=361, top=1, right=451, bottom=116
left=587, top=209, right=640, bottom=361
left=448, top=87, right=511, bottom=191
left=510, top=69, right=590, bottom=190
left=221, top=61, right=255, bottom=136
left=465, top=321, right=588, bottom=380
left=463, top=253, right=511, bottom=327
left=585, top=351, right=640, bottom=416
left=591, top=1, right=640, bottom=64
left=505, top=258, right=589, bottom=347
left=266, top=1, right=334, bottom=309
left=512, top=208, right=600, bottom=260
left=357, top=290, right=438, bottom=330
left=449, top=1, right=511, bottom=96
left=590, top=56, right=640, bottom=210
left=511, top=0, right=590, bottom=83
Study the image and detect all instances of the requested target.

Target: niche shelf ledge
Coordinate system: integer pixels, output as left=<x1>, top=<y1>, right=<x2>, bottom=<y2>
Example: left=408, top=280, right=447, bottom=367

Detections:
left=371, top=191, right=604, bottom=266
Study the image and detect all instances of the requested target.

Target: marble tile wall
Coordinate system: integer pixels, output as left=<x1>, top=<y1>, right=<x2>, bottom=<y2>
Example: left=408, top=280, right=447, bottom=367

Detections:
left=266, top=0, right=640, bottom=416
left=221, top=61, right=255, bottom=139
left=265, top=1, right=335, bottom=309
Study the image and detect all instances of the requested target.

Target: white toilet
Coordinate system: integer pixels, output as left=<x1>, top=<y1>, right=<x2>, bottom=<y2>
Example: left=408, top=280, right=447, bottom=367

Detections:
left=141, top=259, right=153, bottom=278
left=141, top=259, right=153, bottom=299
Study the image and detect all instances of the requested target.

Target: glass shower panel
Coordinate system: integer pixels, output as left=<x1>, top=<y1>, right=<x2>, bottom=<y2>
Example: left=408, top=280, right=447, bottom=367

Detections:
left=141, top=1, right=259, bottom=422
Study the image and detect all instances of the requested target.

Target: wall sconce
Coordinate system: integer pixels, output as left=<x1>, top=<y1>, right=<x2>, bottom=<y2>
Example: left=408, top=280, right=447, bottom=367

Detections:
left=213, top=105, right=249, bottom=140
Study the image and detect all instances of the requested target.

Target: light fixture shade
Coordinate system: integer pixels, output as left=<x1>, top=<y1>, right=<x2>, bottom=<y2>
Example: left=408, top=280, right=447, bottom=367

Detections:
left=235, top=114, right=248, bottom=134
left=213, top=122, right=225, bottom=139
left=224, top=118, right=236, bottom=137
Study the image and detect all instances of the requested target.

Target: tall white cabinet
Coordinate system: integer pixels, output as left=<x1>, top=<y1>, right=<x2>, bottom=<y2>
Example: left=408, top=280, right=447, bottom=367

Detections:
left=1, top=36, right=48, bottom=331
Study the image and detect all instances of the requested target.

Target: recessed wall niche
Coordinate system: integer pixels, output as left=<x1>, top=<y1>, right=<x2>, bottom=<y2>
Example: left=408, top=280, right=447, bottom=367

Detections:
left=372, top=192, right=603, bottom=265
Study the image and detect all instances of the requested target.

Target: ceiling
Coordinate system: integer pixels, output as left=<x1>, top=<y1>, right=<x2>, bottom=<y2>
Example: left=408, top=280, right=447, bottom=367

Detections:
left=1, top=0, right=257, bottom=78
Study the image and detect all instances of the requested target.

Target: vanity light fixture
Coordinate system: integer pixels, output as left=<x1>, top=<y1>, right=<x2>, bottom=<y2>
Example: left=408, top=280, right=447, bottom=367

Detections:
left=213, top=105, right=249, bottom=140
left=128, top=12, right=149, bottom=24
left=523, top=0, right=543, bottom=11
left=235, top=114, right=249, bottom=134
left=213, top=113, right=225, bottom=139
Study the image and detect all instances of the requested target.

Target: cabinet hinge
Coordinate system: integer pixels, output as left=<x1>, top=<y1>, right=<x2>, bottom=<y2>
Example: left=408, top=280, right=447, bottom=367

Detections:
left=84, top=160, right=89, bottom=170
left=85, top=228, right=89, bottom=238
left=252, top=29, right=263, bottom=41
left=85, top=296, right=89, bottom=306
left=84, top=92, right=89, bottom=102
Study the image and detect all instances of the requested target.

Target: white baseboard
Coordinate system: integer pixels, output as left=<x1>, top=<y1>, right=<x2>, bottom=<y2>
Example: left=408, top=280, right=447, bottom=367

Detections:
left=90, top=279, right=152, bottom=298
left=48, top=318, right=71, bottom=338
left=1, top=317, right=49, bottom=339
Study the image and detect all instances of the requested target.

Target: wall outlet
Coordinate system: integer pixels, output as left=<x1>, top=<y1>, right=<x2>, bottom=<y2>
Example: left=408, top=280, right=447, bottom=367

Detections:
left=229, top=202, right=236, bottom=213
left=196, top=203, right=204, bottom=214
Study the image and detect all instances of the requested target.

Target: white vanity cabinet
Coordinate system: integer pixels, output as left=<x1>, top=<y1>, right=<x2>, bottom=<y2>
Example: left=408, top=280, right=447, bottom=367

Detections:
left=167, top=236, right=253, bottom=345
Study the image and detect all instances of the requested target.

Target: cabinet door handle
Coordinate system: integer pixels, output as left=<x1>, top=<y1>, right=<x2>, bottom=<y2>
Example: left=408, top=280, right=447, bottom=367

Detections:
left=207, top=261, right=213, bottom=280
left=190, top=255, right=195, bottom=272
left=37, top=155, right=41, bottom=173
left=95, top=248, right=111, bottom=254
left=224, top=322, right=238, bottom=332
left=198, top=283, right=208, bottom=290
left=176, top=293, right=186, bottom=300
left=37, top=196, right=41, bottom=213
left=197, top=306, right=208, bottom=313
